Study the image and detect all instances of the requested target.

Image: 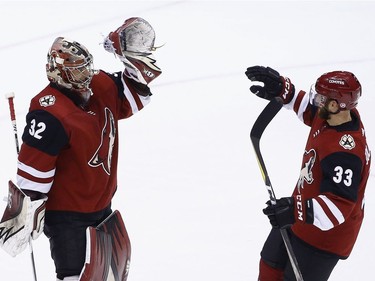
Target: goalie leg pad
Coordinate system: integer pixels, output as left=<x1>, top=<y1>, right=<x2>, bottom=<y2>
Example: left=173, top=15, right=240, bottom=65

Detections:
left=79, top=227, right=112, bottom=281
left=97, top=210, right=131, bottom=281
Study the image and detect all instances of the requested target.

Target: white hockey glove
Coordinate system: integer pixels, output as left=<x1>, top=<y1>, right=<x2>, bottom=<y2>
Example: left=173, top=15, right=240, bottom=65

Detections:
left=0, top=180, right=47, bottom=257
left=103, top=17, right=162, bottom=85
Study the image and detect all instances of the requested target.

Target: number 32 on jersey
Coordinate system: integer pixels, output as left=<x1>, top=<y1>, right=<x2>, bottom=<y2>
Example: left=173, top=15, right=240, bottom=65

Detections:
left=29, top=119, right=46, bottom=140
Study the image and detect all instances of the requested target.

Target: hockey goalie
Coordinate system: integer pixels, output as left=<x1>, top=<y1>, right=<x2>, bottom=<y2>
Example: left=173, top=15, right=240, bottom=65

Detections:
left=1, top=16, right=161, bottom=281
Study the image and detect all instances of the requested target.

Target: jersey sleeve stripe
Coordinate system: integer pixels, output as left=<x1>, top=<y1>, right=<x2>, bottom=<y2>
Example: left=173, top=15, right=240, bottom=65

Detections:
left=16, top=175, right=53, bottom=193
left=283, top=89, right=309, bottom=122
left=319, top=195, right=345, bottom=224
left=121, top=75, right=150, bottom=114
left=311, top=195, right=345, bottom=231
left=122, top=83, right=139, bottom=114
left=283, top=88, right=299, bottom=111
left=17, top=160, right=55, bottom=178
left=295, top=92, right=310, bottom=122
left=311, top=198, right=334, bottom=230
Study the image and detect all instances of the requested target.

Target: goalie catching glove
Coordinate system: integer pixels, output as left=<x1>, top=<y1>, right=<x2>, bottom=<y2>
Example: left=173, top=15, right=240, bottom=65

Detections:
left=0, top=180, right=47, bottom=257
left=103, top=17, right=162, bottom=85
left=245, top=66, right=295, bottom=104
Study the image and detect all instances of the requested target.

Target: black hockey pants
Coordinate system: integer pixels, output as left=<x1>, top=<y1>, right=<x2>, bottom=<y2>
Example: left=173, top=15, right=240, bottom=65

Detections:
left=260, top=228, right=340, bottom=281
left=44, top=206, right=112, bottom=280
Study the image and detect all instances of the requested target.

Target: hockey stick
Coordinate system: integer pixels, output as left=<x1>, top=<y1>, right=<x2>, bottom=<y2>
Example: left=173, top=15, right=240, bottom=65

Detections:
left=250, top=98, right=304, bottom=281
left=5, top=92, right=38, bottom=281
left=5, top=92, right=20, bottom=154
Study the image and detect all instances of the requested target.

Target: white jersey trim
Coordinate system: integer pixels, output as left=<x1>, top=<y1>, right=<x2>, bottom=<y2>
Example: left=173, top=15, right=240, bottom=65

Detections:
left=311, top=195, right=345, bottom=231
left=283, top=89, right=298, bottom=111
left=297, top=93, right=310, bottom=122
left=18, top=161, right=55, bottom=178
left=311, top=198, right=334, bottom=230
left=319, top=195, right=345, bottom=224
left=122, top=76, right=139, bottom=114
left=121, top=75, right=151, bottom=114
left=283, top=89, right=310, bottom=122
left=16, top=175, right=53, bottom=193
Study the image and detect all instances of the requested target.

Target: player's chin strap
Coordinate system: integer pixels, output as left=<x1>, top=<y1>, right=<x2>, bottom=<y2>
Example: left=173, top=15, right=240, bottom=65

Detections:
left=79, top=210, right=131, bottom=281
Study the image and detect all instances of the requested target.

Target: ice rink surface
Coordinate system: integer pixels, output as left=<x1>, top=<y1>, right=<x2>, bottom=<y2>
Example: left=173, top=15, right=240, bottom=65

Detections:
left=0, top=1, right=374, bottom=280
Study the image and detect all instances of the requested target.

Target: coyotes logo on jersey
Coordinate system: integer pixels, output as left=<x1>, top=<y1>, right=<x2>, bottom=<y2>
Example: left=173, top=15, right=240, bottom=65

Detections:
left=88, top=107, right=116, bottom=175
left=297, top=149, right=316, bottom=193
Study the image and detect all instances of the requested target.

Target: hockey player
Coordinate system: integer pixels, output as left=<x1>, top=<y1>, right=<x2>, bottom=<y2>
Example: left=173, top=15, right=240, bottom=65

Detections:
left=245, top=66, right=371, bottom=281
left=0, top=17, right=161, bottom=280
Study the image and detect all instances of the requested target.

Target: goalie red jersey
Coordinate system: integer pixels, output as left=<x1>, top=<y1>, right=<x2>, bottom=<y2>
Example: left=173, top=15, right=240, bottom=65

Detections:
left=290, top=91, right=371, bottom=258
left=16, top=70, right=150, bottom=213
left=1, top=22, right=161, bottom=280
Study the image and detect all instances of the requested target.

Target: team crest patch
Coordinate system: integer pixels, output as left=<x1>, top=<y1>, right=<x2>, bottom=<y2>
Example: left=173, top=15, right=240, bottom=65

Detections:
left=39, top=95, right=56, bottom=107
left=339, top=134, right=355, bottom=150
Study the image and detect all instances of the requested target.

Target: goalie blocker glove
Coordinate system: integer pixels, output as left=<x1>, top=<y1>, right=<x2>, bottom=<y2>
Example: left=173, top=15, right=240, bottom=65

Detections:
left=262, top=196, right=314, bottom=229
left=245, top=65, right=295, bottom=104
left=103, top=17, right=162, bottom=85
left=0, top=180, right=47, bottom=257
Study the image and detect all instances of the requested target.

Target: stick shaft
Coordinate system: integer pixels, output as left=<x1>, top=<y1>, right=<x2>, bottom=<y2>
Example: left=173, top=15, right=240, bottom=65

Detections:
left=6, top=93, right=38, bottom=281
left=6, top=96, right=20, bottom=154
left=250, top=99, right=304, bottom=281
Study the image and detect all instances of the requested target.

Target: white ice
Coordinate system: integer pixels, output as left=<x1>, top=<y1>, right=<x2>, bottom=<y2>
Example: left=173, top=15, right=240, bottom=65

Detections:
left=0, top=1, right=374, bottom=280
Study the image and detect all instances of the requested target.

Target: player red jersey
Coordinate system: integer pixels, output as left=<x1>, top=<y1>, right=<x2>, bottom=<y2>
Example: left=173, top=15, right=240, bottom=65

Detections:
left=16, top=70, right=150, bottom=213
left=289, top=90, right=371, bottom=258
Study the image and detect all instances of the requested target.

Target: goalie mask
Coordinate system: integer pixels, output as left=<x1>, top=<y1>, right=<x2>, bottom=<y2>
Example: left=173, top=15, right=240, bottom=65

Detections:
left=103, top=17, right=162, bottom=85
left=310, top=71, right=362, bottom=110
left=46, top=37, right=98, bottom=94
